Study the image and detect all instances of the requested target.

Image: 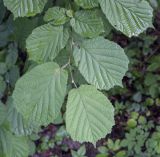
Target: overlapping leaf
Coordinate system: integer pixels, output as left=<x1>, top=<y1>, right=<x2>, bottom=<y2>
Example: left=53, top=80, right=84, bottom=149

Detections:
left=99, top=0, right=153, bottom=37
left=12, top=62, right=68, bottom=126
left=0, top=102, right=7, bottom=125
left=70, top=10, right=104, bottom=38
left=26, top=24, right=69, bottom=62
left=3, top=0, right=47, bottom=18
left=0, top=0, right=6, bottom=23
left=0, top=128, right=29, bottom=157
left=44, top=7, right=69, bottom=25
left=8, top=107, right=38, bottom=135
left=14, top=17, right=39, bottom=49
left=73, top=37, right=129, bottom=90
left=66, top=85, right=114, bottom=144
left=75, top=0, right=98, bottom=9
left=7, top=98, right=38, bottom=136
left=0, top=77, right=6, bottom=99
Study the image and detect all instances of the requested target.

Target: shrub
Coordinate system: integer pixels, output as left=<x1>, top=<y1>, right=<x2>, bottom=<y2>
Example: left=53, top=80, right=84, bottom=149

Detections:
left=0, top=0, right=153, bottom=156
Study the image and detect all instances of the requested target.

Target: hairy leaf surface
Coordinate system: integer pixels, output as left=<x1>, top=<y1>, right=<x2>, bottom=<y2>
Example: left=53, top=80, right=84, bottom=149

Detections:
left=75, top=0, right=99, bottom=9
left=26, top=24, right=69, bottom=62
left=73, top=37, right=129, bottom=90
left=0, top=128, right=29, bottom=157
left=66, top=85, right=115, bottom=144
left=44, top=7, right=68, bottom=25
left=7, top=99, right=38, bottom=136
left=0, top=102, right=7, bottom=126
left=99, top=0, right=153, bottom=37
left=13, top=62, right=68, bottom=126
left=71, top=10, right=104, bottom=38
left=3, top=0, right=47, bottom=18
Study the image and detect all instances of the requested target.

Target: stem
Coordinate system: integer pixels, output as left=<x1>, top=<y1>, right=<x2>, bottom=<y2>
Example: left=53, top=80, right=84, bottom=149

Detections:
left=61, top=58, right=70, bottom=69
left=61, top=37, right=78, bottom=88
left=69, top=63, right=77, bottom=88
left=69, top=37, right=78, bottom=88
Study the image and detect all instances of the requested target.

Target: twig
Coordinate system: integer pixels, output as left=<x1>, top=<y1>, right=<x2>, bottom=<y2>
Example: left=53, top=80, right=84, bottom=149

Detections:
left=69, top=63, right=77, bottom=88
left=69, top=38, right=77, bottom=88
left=61, top=58, right=70, bottom=69
left=61, top=38, right=78, bottom=88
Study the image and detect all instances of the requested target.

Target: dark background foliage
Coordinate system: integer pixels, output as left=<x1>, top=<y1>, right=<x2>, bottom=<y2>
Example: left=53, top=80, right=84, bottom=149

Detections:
left=0, top=0, right=160, bottom=157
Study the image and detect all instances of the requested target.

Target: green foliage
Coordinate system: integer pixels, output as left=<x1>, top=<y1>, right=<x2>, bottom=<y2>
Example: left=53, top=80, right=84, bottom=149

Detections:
left=7, top=97, right=39, bottom=136
left=13, top=62, right=68, bottom=126
left=75, top=0, right=99, bottom=9
left=70, top=10, right=104, bottom=38
left=0, top=77, right=6, bottom=98
left=0, top=0, right=6, bottom=24
left=0, top=0, right=155, bottom=156
left=13, top=17, right=40, bottom=49
left=107, top=139, right=121, bottom=151
left=99, top=0, right=153, bottom=37
left=121, top=124, right=151, bottom=156
left=73, top=37, right=129, bottom=90
left=3, top=0, right=47, bottom=18
left=26, top=24, right=69, bottom=62
left=66, top=85, right=114, bottom=144
left=127, top=119, right=137, bottom=128
left=44, top=7, right=71, bottom=25
left=0, top=127, right=29, bottom=157
left=71, top=145, right=86, bottom=157
left=0, top=102, right=7, bottom=125
left=146, top=127, right=160, bottom=155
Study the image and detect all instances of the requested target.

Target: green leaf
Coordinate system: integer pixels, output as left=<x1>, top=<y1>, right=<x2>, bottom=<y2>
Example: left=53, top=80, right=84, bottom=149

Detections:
left=26, top=24, right=69, bottom=62
left=71, top=10, right=104, bottom=38
left=0, top=62, right=7, bottom=75
left=55, top=49, right=70, bottom=67
left=8, top=107, right=38, bottom=136
left=44, top=7, right=69, bottom=25
left=0, top=76, right=6, bottom=98
left=3, top=0, right=47, bottom=18
left=12, top=62, right=68, bottom=126
left=66, top=85, right=115, bottom=144
left=77, top=145, right=86, bottom=155
left=7, top=97, right=38, bottom=136
left=13, top=17, right=39, bottom=49
left=73, top=37, right=129, bottom=90
left=75, top=0, right=99, bottom=9
left=28, top=140, right=36, bottom=156
left=53, top=113, right=63, bottom=125
left=5, top=65, right=20, bottom=88
left=0, top=128, right=29, bottom=157
left=0, top=0, right=6, bottom=24
left=0, top=16, right=13, bottom=47
left=5, top=44, right=18, bottom=68
left=99, top=0, right=153, bottom=37
left=0, top=102, right=7, bottom=125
